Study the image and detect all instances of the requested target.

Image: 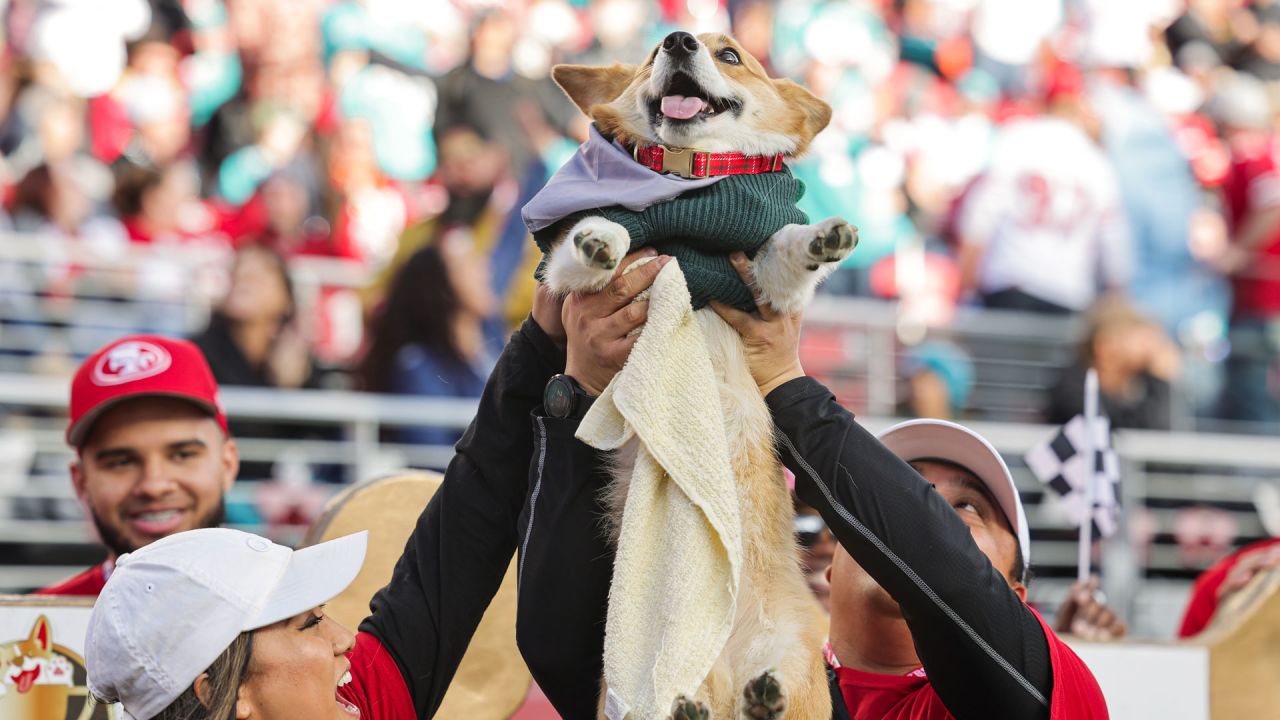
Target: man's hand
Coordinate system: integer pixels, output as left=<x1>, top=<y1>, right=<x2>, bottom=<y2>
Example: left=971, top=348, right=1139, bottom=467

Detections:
left=564, top=248, right=670, bottom=395
left=1054, top=576, right=1128, bottom=641
left=709, top=251, right=805, bottom=396
left=1220, top=543, right=1280, bottom=600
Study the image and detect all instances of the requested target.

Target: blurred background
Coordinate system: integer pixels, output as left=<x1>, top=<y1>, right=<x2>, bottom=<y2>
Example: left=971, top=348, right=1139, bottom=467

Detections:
left=2, top=0, right=1280, bottom=642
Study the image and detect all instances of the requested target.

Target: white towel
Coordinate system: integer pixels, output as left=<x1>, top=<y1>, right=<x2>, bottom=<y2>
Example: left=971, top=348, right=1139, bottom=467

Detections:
left=577, top=259, right=742, bottom=720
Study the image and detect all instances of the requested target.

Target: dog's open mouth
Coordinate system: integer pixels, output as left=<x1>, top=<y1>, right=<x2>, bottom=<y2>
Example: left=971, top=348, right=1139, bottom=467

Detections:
left=650, top=72, right=737, bottom=123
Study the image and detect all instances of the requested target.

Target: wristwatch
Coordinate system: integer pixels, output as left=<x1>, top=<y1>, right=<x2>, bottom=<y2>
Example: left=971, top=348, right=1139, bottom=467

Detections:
left=544, top=374, right=594, bottom=419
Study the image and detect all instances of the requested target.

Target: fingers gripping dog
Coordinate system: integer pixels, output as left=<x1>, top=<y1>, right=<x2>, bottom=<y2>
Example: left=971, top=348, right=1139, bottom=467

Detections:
left=522, top=32, right=857, bottom=719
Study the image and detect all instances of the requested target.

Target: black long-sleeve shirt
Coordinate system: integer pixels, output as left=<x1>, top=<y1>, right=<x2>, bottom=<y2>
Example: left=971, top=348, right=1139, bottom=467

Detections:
left=771, top=378, right=1053, bottom=719
left=517, top=376, right=1057, bottom=719
left=360, top=317, right=565, bottom=718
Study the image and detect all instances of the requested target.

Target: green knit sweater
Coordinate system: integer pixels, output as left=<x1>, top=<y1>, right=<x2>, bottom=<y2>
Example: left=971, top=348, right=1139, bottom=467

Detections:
left=533, top=169, right=808, bottom=310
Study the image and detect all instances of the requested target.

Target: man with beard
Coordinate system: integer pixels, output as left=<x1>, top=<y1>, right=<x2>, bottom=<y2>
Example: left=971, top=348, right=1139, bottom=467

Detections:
left=35, top=335, right=237, bottom=596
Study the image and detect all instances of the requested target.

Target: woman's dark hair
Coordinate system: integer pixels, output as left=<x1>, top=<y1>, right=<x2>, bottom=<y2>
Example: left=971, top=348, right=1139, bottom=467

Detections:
left=225, top=243, right=297, bottom=322
left=358, top=242, right=463, bottom=392
left=12, top=163, right=55, bottom=218
left=112, top=161, right=166, bottom=218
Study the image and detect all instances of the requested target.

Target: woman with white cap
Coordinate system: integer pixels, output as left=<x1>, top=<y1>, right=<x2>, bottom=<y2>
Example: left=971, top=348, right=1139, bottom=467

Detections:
left=86, top=528, right=372, bottom=719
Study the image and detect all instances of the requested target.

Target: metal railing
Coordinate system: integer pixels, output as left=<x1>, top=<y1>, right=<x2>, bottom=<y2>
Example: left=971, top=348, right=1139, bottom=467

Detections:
left=3, top=371, right=1279, bottom=637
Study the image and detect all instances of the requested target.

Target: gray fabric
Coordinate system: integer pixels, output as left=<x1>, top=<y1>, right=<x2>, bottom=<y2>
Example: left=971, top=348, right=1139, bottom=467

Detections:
left=521, top=125, right=724, bottom=234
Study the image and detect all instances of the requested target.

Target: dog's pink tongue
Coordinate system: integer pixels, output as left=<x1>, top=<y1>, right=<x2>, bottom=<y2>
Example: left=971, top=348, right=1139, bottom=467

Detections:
left=661, top=95, right=704, bottom=120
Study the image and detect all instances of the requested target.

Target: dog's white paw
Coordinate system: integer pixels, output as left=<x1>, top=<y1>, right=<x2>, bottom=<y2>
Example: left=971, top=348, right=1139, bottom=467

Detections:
left=545, top=216, right=631, bottom=293
left=573, top=218, right=628, bottom=271
left=751, top=217, right=857, bottom=314
left=804, top=217, right=858, bottom=267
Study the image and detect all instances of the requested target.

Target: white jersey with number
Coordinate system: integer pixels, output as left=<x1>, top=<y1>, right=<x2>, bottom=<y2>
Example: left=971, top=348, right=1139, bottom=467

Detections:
left=959, top=118, right=1131, bottom=311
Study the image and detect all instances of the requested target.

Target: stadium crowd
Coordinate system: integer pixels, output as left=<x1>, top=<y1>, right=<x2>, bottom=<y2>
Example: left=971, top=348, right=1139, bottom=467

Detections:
left=5, top=4, right=1280, bottom=717
left=2, top=0, right=1280, bottom=430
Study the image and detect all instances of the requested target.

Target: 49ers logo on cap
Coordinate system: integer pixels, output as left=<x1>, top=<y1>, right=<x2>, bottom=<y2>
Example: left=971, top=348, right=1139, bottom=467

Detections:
left=92, top=341, right=173, bottom=386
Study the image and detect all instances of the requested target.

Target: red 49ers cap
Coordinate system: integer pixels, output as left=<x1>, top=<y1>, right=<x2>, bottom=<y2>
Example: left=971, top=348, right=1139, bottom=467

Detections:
left=67, top=335, right=228, bottom=448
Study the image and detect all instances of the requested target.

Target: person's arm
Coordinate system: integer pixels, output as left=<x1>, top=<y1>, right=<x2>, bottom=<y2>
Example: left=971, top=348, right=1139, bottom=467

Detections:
left=712, top=253, right=1053, bottom=720
left=359, top=287, right=567, bottom=719
left=767, top=378, right=1052, bottom=718
left=516, top=252, right=669, bottom=718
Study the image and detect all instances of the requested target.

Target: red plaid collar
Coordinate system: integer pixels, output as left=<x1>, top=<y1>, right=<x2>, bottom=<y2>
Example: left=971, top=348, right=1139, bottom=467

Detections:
left=630, top=143, right=785, bottom=179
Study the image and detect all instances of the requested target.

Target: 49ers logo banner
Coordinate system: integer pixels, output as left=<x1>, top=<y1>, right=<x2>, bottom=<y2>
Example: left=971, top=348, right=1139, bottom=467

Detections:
left=0, top=602, right=117, bottom=719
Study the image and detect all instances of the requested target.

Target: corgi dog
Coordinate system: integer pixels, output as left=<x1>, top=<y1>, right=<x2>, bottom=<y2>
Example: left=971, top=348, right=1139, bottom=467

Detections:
left=537, top=31, right=856, bottom=720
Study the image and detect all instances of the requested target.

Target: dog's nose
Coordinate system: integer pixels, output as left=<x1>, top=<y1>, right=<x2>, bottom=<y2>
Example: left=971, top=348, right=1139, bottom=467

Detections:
left=662, top=31, right=700, bottom=58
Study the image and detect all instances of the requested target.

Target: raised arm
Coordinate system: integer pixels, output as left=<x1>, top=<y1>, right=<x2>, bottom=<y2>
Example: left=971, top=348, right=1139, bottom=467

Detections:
left=359, top=286, right=568, bottom=718
left=517, top=252, right=669, bottom=718
left=712, top=252, right=1053, bottom=720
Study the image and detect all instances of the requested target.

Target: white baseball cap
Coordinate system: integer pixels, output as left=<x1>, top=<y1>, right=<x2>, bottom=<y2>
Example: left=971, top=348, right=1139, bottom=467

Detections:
left=877, top=419, right=1031, bottom=568
left=86, top=528, right=368, bottom=720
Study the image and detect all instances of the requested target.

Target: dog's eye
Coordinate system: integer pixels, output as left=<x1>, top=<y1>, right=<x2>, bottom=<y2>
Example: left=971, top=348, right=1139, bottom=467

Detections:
left=717, top=48, right=741, bottom=65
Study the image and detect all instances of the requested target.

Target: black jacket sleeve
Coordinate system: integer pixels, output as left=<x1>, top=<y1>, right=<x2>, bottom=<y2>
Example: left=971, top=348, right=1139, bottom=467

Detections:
left=768, top=377, right=1052, bottom=720
left=359, top=318, right=565, bottom=719
left=514, top=403, right=615, bottom=720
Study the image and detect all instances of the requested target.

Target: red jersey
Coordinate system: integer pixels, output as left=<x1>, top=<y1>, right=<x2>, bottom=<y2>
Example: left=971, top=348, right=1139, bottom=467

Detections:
left=1222, top=131, right=1280, bottom=317
left=33, top=563, right=108, bottom=596
left=340, top=632, right=416, bottom=720
left=1178, top=536, right=1280, bottom=638
left=833, top=609, right=1107, bottom=719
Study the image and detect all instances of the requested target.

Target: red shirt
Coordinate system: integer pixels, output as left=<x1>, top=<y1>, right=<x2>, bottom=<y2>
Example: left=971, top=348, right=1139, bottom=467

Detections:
left=33, top=563, right=108, bottom=596
left=1222, top=131, right=1280, bottom=318
left=1178, top=536, right=1280, bottom=638
left=833, top=609, right=1108, bottom=719
left=340, top=632, right=416, bottom=720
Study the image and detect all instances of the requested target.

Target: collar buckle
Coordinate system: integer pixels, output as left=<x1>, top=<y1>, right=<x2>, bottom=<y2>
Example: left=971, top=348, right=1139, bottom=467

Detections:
left=659, top=145, right=697, bottom=178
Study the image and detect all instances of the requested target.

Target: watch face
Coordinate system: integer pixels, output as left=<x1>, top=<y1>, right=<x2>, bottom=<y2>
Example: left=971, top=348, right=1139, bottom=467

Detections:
left=546, top=376, right=575, bottom=418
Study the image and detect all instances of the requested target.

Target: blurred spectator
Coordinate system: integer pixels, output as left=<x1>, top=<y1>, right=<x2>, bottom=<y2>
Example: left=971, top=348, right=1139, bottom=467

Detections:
left=1045, top=297, right=1179, bottom=430
left=371, top=126, right=539, bottom=330
left=192, top=243, right=330, bottom=480
left=326, top=117, right=410, bottom=266
left=900, top=340, right=975, bottom=420
left=358, top=236, right=500, bottom=447
left=1178, top=535, right=1280, bottom=637
left=112, top=160, right=223, bottom=245
left=192, top=243, right=321, bottom=391
left=574, top=0, right=656, bottom=68
left=1213, top=71, right=1280, bottom=422
left=1091, top=68, right=1230, bottom=337
left=1166, top=0, right=1250, bottom=69
left=10, top=162, right=126, bottom=247
left=1238, top=2, right=1280, bottom=80
left=232, top=162, right=332, bottom=256
left=957, top=66, right=1131, bottom=314
left=434, top=8, right=574, bottom=179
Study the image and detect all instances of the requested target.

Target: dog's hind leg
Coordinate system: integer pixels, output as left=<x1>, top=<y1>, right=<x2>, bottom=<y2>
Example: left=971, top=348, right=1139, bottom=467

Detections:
left=736, top=612, right=831, bottom=720
left=750, top=217, right=857, bottom=314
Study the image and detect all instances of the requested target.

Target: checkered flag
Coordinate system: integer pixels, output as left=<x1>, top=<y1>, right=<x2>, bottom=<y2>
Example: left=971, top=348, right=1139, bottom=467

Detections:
left=1024, top=414, right=1122, bottom=538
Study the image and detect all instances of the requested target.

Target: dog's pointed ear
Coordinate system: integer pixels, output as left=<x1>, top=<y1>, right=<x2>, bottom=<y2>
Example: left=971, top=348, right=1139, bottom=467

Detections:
left=30, top=615, right=51, bottom=652
left=772, top=78, right=832, bottom=154
left=553, top=63, right=638, bottom=117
